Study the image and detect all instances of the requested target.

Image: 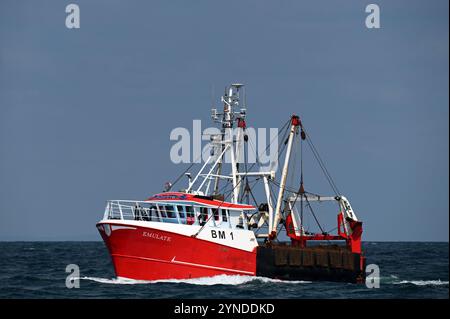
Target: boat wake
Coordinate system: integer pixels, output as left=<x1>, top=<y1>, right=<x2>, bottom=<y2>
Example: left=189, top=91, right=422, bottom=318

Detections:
left=79, top=274, right=311, bottom=286
left=373, top=275, right=449, bottom=287
left=79, top=275, right=448, bottom=287
left=394, top=280, right=449, bottom=286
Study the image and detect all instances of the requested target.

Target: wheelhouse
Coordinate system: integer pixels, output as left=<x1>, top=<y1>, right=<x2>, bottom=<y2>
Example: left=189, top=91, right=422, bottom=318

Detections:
left=104, top=192, right=255, bottom=230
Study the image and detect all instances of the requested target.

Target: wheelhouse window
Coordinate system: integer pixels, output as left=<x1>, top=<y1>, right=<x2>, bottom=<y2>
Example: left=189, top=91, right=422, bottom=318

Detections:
left=185, top=205, right=195, bottom=225
left=212, top=208, right=219, bottom=221
left=149, top=206, right=158, bottom=221
left=221, top=209, right=228, bottom=222
left=165, top=205, right=176, bottom=219
left=199, top=207, right=208, bottom=225
left=158, top=205, right=167, bottom=218
left=185, top=205, right=194, bottom=217
left=177, top=205, right=186, bottom=219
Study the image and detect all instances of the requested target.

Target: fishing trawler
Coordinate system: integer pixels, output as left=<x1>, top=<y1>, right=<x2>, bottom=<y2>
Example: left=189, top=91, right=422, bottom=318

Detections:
left=96, top=84, right=365, bottom=283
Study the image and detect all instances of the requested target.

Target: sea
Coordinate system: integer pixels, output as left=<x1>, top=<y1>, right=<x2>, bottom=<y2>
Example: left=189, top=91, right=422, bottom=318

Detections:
left=0, top=241, right=448, bottom=299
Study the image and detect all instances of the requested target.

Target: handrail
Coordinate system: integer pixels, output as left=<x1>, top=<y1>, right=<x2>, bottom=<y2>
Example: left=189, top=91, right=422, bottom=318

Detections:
left=103, top=199, right=235, bottom=228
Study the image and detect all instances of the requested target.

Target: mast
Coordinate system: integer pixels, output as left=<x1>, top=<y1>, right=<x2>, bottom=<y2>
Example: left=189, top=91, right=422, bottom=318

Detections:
left=226, top=86, right=239, bottom=203
left=211, top=88, right=226, bottom=196
left=211, top=84, right=246, bottom=203
left=270, top=115, right=301, bottom=239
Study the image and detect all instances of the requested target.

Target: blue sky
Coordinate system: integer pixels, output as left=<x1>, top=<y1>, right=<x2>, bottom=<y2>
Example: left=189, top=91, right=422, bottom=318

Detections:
left=0, top=0, right=448, bottom=241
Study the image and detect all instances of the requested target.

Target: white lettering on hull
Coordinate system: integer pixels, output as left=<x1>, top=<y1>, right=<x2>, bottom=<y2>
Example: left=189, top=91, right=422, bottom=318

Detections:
left=142, top=231, right=172, bottom=242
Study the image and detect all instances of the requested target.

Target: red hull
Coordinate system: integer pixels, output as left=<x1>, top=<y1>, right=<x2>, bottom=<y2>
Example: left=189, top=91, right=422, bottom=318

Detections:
left=97, top=222, right=257, bottom=280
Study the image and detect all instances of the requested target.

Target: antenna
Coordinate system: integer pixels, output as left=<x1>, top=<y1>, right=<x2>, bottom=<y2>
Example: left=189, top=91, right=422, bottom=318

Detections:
left=210, top=83, right=215, bottom=109
left=211, top=84, right=248, bottom=128
left=243, top=85, right=247, bottom=109
left=211, top=84, right=219, bottom=123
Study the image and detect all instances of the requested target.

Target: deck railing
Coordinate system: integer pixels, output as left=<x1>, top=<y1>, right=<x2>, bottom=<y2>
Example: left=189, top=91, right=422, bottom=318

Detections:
left=103, top=200, right=234, bottom=228
left=104, top=200, right=184, bottom=224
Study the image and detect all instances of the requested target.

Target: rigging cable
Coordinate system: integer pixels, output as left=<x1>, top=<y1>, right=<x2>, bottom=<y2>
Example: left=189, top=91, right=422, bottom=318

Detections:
left=304, top=194, right=329, bottom=241
left=167, top=145, right=208, bottom=191
left=192, top=118, right=291, bottom=238
left=302, top=126, right=341, bottom=196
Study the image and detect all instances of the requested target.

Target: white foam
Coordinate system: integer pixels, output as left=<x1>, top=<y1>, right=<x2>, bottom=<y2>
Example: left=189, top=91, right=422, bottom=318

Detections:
left=78, top=276, right=150, bottom=285
left=395, top=280, right=449, bottom=286
left=79, top=274, right=311, bottom=286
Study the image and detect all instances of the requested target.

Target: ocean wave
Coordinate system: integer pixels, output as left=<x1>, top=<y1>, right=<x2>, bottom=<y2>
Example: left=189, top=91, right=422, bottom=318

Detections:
left=395, top=280, right=449, bottom=286
left=79, top=274, right=311, bottom=286
left=78, top=277, right=150, bottom=285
